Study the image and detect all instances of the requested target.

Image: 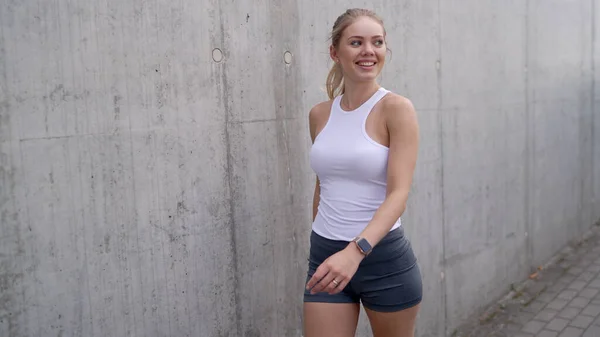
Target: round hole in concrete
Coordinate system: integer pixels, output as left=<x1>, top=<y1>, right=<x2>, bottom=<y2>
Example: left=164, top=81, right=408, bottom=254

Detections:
left=284, top=51, right=292, bottom=64
left=212, top=48, right=223, bottom=62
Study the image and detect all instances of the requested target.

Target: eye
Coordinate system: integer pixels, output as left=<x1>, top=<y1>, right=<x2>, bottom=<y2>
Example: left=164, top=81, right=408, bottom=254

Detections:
left=350, top=40, right=361, bottom=46
left=374, top=39, right=384, bottom=46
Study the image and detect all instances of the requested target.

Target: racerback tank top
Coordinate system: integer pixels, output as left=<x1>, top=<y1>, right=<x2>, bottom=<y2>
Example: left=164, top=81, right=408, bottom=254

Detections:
left=309, top=87, right=401, bottom=241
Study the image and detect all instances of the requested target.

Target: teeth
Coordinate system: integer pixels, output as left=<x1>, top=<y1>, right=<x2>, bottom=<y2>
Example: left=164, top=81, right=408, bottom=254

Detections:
left=358, top=62, right=375, bottom=66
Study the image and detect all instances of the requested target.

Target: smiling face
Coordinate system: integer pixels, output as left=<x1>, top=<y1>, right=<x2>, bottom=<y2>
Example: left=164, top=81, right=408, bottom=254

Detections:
left=330, top=16, right=387, bottom=84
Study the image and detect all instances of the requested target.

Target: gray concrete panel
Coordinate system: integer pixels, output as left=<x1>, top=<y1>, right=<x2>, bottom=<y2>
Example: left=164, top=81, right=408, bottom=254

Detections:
left=217, top=0, right=309, bottom=335
left=227, top=120, right=309, bottom=336
left=439, top=0, right=530, bottom=330
left=527, top=0, right=593, bottom=267
left=0, top=1, right=237, bottom=336
left=572, top=0, right=595, bottom=236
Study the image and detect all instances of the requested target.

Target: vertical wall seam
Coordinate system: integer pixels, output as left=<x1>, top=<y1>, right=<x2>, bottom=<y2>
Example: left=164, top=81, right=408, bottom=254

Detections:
left=216, top=2, right=241, bottom=335
left=524, top=0, right=533, bottom=270
left=436, top=0, right=447, bottom=335
left=578, top=0, right=587, bottom=234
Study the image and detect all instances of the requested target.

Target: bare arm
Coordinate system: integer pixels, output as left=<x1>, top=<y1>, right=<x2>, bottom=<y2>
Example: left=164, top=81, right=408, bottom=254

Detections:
left=357, top=95, right=419, bottom=247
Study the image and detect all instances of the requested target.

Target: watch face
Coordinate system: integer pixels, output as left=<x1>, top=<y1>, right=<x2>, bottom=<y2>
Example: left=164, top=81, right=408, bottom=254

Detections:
left=357, top=238, right=372, bottom=253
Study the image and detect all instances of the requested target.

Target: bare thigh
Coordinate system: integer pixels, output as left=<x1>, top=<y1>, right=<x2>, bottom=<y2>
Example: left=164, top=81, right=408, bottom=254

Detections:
left=303, top=302, right=360, bottom=337
left=365, top=304, right=420, bottom=337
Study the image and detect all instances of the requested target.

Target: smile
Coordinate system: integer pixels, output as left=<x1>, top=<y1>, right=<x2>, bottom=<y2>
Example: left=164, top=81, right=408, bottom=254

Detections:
left=356, top=61, right=377, bottom=70
left=357, top=62, right=376, bottom=67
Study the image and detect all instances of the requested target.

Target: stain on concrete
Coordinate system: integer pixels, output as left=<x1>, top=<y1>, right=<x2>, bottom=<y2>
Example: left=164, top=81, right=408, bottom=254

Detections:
left=244, top=327, right=261, bottom=337
left=104, top=234, right=110, bottom=253
left=44, top=85, right=89, bottom=104
left=176, top=201, right=188, bottom=214
left=0, top=267, right=25, bottom=336
left=0, top=150, right=26, bottom=336
left=0, top=99, right=10, bottom=142
left=113, top=95, right=121, bottom=121
left=47, top=84, right=66, bottom=102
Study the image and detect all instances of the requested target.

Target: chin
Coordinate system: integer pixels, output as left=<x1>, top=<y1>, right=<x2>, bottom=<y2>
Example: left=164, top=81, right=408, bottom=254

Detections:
left=350, top=67, right=383, bottom=80
left=355, top=72, right=381, bottom=82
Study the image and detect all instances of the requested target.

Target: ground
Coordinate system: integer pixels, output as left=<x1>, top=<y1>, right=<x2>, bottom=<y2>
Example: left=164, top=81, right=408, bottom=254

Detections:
left=453, top=224, right=600, bottom=337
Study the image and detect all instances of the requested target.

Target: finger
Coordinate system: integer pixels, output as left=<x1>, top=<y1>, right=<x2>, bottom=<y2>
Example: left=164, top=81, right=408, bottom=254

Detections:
left=311, top=271, right=336, bottom=294
left=306, top=265, right=330, bottom=291
left=325, top=274, right=348, bottom=294
left=324, top=276, right=342, bottom=294
left=329, top=278, right=349, bottom=295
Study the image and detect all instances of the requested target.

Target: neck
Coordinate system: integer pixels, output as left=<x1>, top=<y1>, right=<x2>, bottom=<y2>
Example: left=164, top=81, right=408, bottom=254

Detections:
left=340, top=81, right=381, bottom=110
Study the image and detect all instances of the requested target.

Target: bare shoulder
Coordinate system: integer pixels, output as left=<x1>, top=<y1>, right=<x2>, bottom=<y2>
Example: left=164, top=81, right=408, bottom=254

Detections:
left=382, top=93, right=419, bottom=144
left=380, top=92, right=416, bottom=121
left=309, top=100, right=333, bottom=121
left=308, top=99, right=334, bottom=141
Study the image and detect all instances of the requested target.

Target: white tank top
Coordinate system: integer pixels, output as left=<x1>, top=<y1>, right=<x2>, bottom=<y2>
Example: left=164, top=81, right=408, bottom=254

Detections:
left=309, top=87, right=401, bottom=241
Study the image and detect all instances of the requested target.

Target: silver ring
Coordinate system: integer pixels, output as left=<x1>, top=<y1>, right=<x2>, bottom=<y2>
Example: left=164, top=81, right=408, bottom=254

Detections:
left=332, top=279, right=339, bottom=287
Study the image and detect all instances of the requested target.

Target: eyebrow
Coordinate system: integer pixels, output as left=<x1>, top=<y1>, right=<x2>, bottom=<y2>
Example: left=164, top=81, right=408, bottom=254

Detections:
left=347, top=35, right=384, bottom=40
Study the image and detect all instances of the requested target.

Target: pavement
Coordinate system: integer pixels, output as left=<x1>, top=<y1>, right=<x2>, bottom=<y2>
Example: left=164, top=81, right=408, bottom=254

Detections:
left=454, top=224, right=600, bottom=337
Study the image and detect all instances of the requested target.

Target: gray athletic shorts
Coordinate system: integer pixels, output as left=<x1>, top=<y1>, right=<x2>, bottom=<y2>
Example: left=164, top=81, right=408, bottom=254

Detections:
left=303, top=227, right=422, bottom=312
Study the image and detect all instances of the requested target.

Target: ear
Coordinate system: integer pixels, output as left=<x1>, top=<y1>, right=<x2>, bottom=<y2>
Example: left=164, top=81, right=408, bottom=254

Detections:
left=329, top=45, right=338, bottom=63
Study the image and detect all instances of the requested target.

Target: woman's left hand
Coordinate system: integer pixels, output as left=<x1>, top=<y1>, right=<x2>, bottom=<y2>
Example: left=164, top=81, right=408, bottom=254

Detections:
left=305, top=245, right=365, bottom=295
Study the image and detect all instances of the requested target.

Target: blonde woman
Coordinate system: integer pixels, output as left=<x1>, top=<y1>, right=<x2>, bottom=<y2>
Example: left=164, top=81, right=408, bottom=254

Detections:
left=303, top=8, right=422, bottom=337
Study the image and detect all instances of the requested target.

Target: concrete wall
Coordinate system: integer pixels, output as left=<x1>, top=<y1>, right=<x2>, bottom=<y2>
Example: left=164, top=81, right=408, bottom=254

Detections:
left=0, top=1, right=597, bottom=337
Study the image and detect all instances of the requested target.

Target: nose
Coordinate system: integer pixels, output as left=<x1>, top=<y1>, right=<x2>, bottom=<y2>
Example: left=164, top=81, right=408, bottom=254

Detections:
left=362, top=42, right=375, bottom=55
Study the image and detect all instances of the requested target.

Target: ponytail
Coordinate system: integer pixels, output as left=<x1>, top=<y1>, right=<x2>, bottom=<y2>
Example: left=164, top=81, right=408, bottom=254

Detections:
left=325, top=62, right=345, bottom=100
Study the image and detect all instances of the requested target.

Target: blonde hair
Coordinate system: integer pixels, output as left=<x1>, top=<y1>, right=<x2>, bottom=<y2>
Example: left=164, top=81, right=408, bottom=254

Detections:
left=326, top=9, right=386, bottom=99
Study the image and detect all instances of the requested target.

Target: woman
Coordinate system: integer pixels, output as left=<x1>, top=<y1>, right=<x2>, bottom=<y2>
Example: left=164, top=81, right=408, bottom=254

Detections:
left=303, top=8, right=422, bottom=337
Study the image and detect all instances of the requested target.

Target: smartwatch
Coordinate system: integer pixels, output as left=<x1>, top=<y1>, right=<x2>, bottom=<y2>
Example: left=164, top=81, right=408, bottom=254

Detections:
left=352, top=237, right=372, bottom=256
